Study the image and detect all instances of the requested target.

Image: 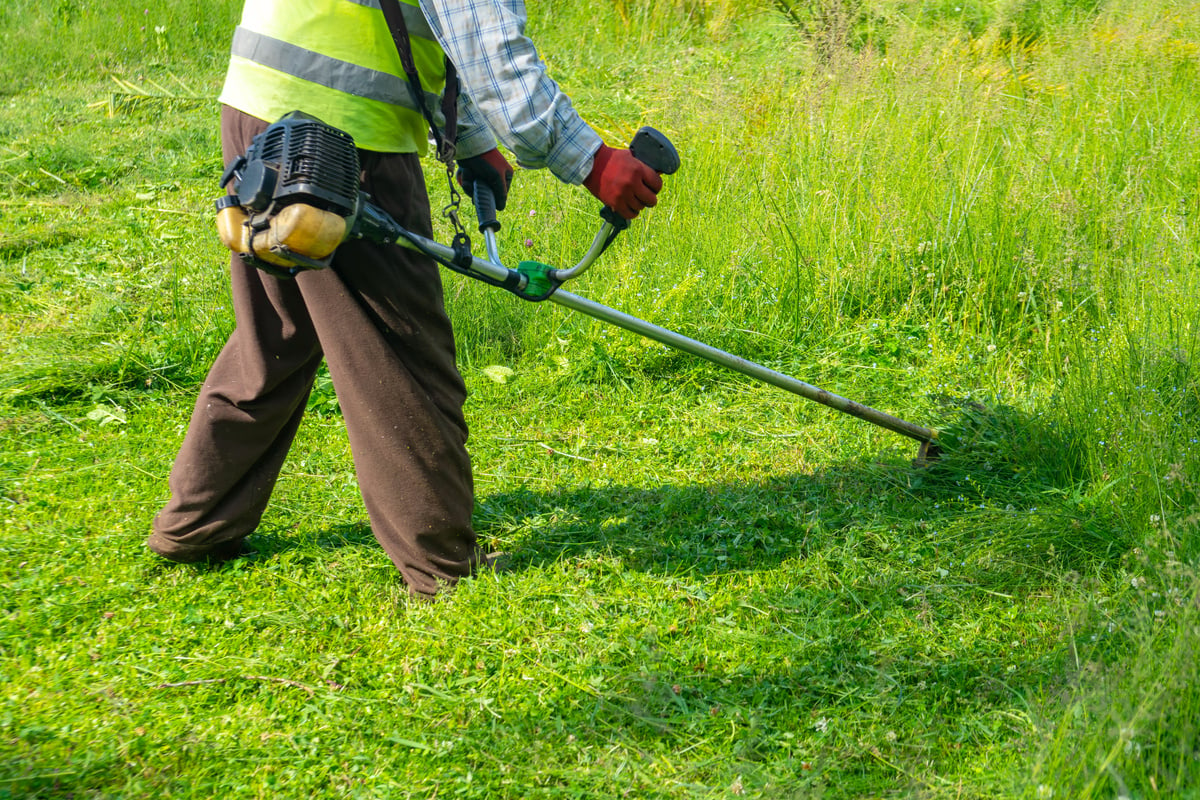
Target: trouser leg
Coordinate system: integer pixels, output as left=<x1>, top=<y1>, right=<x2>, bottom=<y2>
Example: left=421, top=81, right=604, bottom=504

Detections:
left=148, top=256, right=324, bottom=560
left=149, top=108, right=322, bottom=560
left=299, top=150, right=478, bottom=596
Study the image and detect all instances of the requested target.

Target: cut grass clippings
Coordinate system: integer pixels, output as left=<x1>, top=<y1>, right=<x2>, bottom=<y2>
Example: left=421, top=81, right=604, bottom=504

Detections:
left=3, top=0, right=1199, bottom=797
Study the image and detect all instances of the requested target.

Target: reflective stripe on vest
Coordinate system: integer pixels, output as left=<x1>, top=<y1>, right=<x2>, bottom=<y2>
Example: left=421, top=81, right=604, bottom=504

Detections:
left=218, top=0, right=446, bottom=154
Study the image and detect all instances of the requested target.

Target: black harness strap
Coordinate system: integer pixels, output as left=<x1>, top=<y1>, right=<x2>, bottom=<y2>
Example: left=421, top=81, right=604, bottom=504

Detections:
left=440, top=61, right=460, bottom=156
left=378, top=0, right=458, bottom=164
left=378, top=0, right=473, bottom=261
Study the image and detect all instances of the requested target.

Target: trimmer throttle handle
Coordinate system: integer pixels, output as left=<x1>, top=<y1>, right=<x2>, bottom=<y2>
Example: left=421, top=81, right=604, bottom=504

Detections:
left=601, top=126, right=680, bottom=231
left=630, top=126, right=680, bottom=175
left=472, top=181, right=500, bottom=233
left=469, top=128, right=679, bottom=236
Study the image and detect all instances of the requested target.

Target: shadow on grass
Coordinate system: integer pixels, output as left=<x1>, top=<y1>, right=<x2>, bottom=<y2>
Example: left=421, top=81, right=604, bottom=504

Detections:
left=206, top=399, right=1125, bottom=592
left=474, top=463, right=1126, bottom=587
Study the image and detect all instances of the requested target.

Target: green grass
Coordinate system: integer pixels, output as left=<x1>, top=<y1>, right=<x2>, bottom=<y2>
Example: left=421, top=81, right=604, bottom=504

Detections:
left=3, top=0, right=1199, bottom=797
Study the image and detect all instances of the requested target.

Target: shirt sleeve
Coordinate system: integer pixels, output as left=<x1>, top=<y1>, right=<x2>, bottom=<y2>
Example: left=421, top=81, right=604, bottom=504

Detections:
left=450, top=91, right=499, bottom=162
left=418, top=0, right=603, bottom=185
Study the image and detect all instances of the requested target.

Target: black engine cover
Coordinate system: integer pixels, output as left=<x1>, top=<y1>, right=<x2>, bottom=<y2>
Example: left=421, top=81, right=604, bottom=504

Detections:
left=222, top=111, right=361, bottom=218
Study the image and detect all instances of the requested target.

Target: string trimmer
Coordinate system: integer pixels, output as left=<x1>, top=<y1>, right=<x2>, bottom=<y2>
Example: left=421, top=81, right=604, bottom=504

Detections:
left=215, top=112, right=942, bottom=464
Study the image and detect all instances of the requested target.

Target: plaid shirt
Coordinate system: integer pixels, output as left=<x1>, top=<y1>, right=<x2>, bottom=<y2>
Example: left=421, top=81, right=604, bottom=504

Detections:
left=420, top=0, right=602, bottom=185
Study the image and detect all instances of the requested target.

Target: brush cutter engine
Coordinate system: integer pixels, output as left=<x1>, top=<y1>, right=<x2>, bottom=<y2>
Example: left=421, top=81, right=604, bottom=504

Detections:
left=215, top=111, right=362, bottom=277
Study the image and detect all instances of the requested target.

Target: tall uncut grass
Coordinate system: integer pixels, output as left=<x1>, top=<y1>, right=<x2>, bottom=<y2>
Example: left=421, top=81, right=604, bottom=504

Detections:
left=2, top=0, right=1198, bottom=797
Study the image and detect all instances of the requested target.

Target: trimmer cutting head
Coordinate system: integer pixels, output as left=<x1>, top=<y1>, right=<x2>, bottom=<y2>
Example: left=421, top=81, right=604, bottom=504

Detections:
left=913, top=438, right=943, bottom=468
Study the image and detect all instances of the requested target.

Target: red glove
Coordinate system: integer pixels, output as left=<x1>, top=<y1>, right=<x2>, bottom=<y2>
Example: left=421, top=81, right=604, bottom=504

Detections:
left=457, top=148, right=515, bottom=211
left=583, top=144, right=664, bottom=220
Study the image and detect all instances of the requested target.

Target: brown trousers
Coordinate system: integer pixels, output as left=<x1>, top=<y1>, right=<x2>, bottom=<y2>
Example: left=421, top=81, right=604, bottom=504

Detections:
left=148, top=106, right=479, bottom=596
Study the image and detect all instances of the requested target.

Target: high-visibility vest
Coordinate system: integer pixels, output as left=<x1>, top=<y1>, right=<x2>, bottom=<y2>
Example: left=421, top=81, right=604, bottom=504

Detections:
left=218, top=0, right=446, bottom=154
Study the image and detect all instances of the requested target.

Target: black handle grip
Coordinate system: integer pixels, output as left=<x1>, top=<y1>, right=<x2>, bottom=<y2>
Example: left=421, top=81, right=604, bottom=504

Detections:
left=600, top=127, right=680, bottom=230
left=472, top=181, right=501, bottom=233
left=629, top=127, right=680, bottom=175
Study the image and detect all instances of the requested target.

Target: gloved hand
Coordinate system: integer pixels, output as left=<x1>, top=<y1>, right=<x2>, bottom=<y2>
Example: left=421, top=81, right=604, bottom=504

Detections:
left=457, top=148, right=515, bottom=211
left=583, top=143, right=664, bottom=220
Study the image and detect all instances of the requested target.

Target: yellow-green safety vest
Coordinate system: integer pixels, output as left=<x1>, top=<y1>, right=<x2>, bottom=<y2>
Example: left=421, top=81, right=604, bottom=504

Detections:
left=219, top=0, right=446, bottom=154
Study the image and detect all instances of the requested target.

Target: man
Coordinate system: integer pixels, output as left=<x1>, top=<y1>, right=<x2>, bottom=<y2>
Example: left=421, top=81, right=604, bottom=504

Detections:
left=146, top=0, right=664, bottom=597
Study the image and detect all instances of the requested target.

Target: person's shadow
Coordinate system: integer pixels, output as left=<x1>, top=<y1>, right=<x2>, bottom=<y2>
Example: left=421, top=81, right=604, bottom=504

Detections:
left=241, top=399, right=1122, bottom=585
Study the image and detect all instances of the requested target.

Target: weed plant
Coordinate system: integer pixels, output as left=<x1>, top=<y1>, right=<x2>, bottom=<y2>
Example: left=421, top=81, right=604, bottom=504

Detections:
left=2, top=0, right=1198, bottom=797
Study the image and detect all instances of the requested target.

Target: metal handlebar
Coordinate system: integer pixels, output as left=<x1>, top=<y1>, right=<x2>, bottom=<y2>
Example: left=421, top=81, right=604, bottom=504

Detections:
left=470, top=126, right=680, bottom=283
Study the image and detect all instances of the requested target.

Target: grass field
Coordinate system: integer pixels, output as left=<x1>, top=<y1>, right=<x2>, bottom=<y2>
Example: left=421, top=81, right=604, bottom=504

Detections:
left=2, top=0, right=1198, bottom=797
